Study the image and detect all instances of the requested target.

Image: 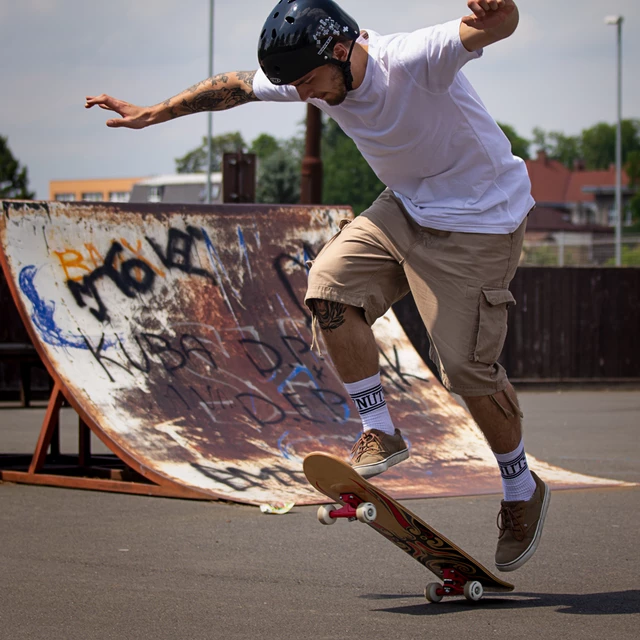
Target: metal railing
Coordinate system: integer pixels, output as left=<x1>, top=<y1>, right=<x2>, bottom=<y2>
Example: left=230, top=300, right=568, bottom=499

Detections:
left=521, top=236, right=640, bottom=267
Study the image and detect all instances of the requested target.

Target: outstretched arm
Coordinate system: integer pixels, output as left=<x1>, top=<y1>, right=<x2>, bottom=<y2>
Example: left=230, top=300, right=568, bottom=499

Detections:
left=460, top=0, right=519, bottom=52
left=85, top=70, right=259, bottom=129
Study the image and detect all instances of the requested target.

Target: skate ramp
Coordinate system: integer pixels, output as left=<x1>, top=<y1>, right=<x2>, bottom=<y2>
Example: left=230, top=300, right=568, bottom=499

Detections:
left=0, top=200, right=629, bottom=505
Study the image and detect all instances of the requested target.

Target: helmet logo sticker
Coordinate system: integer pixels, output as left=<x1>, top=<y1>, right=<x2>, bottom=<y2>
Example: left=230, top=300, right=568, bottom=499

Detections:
left=318, top=36, right=333, bottom=56
left=313, top=17, right=350, bottom=56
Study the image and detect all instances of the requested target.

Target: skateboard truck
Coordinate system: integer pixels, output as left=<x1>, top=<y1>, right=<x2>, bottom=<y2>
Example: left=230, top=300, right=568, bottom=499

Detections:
left=317, top=493, right=378, bottom=525
left=425, top=568, right=484, bottom=603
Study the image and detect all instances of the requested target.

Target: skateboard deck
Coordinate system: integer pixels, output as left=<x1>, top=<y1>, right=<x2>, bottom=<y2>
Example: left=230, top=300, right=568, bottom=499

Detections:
left=303, top=452, right=514, bottom=602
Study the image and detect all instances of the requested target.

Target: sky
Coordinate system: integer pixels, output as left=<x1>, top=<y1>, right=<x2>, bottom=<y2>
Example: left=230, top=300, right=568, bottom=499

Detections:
left=1, top=0, right=639, bottom=199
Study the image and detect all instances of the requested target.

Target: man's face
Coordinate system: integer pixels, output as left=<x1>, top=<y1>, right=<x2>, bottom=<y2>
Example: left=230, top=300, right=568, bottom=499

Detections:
left=290, top=64, right=348, bottom=106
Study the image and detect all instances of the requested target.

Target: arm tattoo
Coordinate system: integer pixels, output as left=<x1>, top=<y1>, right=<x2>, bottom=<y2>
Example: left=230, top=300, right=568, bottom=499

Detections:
left=311, top=300, right=347, bottom=332
left=164, top=71, right=258, bottom=119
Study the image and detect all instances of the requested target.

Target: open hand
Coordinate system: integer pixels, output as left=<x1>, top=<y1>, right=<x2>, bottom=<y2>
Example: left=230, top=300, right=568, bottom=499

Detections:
left=85, top=94, right=151, bottom=129
left=462, top=0, right=516, bottom=29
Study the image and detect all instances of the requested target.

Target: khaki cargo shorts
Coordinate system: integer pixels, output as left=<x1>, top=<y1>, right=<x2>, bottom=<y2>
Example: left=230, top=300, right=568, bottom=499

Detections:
left=305, top=189, right=527, bottom=396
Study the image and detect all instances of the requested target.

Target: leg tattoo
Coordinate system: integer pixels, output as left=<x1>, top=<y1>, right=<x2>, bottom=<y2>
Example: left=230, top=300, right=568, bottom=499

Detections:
left=311, top=300, right=347, bottom=332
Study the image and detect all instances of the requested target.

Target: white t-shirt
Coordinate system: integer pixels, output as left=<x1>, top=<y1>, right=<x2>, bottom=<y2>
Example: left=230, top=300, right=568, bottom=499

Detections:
left=253, top=19, right=534, bottom=233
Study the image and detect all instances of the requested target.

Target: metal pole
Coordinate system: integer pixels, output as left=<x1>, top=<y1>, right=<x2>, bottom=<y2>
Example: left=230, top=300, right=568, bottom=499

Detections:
left=206, top=0, right=214, bottom=204
left=301, top=105, right=323, bottom=204
left=614, top=18, right=623, bottom=266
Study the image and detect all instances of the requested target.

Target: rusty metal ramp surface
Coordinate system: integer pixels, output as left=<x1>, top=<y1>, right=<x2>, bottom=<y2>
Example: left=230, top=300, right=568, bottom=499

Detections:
left=0, top=201, right=629, bottom=505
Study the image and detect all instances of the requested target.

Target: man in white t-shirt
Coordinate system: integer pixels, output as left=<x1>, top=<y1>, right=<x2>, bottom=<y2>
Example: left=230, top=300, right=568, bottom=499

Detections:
left=86, top=0, right=549, bottom=573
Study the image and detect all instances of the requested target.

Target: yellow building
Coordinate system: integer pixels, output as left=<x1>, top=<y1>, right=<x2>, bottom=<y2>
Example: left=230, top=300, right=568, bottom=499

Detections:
left=49, top=177, right=149, bottom=203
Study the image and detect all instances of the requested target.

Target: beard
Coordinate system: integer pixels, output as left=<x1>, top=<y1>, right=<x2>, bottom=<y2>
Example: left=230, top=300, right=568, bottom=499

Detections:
left=323, top=65, right=348, bottom=106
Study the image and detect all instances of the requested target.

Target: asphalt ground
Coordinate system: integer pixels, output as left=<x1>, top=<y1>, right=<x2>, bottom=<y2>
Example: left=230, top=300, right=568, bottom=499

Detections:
left=0, top=389, right=638, bottom=640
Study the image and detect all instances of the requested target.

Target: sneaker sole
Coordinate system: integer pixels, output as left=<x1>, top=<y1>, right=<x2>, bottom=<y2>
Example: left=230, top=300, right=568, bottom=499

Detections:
left=353, top=448, right=410, bottom=479
left=496, top=481, right=551, bottom=572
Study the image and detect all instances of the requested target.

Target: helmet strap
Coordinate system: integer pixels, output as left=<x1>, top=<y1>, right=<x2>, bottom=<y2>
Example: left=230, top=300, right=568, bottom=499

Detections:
left=331, top=39, right=357, bottom=92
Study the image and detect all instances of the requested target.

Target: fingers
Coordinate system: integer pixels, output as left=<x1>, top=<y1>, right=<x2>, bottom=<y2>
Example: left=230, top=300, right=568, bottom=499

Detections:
left=85, top=94, right=126, bottom=113
left=106, top=118, right=128, bottom=128
left=85, top=94, right=110, bottom=109
left=468, top=0, right=503, bottom=18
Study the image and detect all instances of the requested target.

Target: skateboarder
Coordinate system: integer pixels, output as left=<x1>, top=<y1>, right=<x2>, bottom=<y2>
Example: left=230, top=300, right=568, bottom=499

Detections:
left=86, top=0, right=549, bottom=572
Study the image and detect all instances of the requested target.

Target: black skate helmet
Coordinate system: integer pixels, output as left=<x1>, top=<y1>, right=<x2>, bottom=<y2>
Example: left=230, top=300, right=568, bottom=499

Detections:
left=258, top=0, right=360, bottom=89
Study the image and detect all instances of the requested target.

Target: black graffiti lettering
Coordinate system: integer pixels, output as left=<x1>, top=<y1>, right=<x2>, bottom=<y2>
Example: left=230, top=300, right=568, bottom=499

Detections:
left=379, top=344, right=429, bottom=391
left=280, top=335, right=310, bottom=366
left=188, top=384, right=232, bottom=410
left=165, top=384, right=191, bottom=411
left=82, top=332, right=131, bottom=382
left=119, top=258, right=155, bottom=293
left=190, top=462, right=305, bottom=491
left=273, top=246, right=316, bottom=324
left=117, top=335, right=151, bottom=373
left=141, top=333, right=186, bottom=374
left=310, top=388, right=349, bottom=420
left=146, top=226, right=216, bottom=282
left=312, top=364, right=325, bottom=381
left=67, top=242, right=155, bottom=323
left=281, top=391, right=323, bottom=423
left=180, top=334, right=218, bottom=371
left=235, top=393, right=285, bottom=428
left=191, top=464, right=261, bottom=491
left=67, top=276, right=109, bottom=323
left=262, top=464, right=305, bottom=488
left=239, top=339, right=282, bottom=378
left=68, top=229, right=217, bottom=323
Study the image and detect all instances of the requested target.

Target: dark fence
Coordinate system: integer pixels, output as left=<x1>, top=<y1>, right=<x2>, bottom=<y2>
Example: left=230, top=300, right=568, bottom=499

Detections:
left=0, top=268, right=49, bottom=402
left=1, top=266, right=638, bottom=397
left=394, top=267, right=640, bottom=384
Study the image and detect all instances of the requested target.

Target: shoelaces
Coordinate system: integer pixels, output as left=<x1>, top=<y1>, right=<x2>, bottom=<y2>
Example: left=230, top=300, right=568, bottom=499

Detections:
left=497, top=503, right=526, bottom=541
left=350, top=431, right=383, bottom=462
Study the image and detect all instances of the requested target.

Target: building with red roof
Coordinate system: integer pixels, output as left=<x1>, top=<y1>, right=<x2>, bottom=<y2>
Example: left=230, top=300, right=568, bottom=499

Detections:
left=522, top=151, right=638, bottom=264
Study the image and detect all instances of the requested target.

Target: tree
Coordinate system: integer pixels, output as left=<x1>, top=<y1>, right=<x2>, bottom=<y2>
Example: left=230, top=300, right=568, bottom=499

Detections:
left=625, top=149, right=640, bottom=231
left=175, top=132, right=247, bottom=173
left=250, top=133, right=280, bottom=161
left=255, top=138, right=302, bottom=204
left=497, top=123, right=530, bottom=160
left=533, top=119, right=640, bottom=171
left=322, top=118, right=384, bottom=215
left=532, top=127, right=581, bottom=167
left=0, top=136, right=35, bottom=199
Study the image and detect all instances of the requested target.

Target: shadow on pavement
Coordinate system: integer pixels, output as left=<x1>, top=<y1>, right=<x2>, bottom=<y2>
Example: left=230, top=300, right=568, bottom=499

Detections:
left=363, top=590, right=640, bottom=616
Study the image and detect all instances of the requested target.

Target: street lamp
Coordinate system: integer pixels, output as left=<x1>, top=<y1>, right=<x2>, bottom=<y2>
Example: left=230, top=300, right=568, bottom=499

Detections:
left=605, top=15, right=623, bottom=266
left=206, top=0, right=215, bottom=204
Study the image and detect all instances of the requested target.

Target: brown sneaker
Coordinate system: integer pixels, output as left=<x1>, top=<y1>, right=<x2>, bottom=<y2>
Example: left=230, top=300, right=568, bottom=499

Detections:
left=495, top=471, right=551, bottom=572
left=350, top=429, right=409, bottom=478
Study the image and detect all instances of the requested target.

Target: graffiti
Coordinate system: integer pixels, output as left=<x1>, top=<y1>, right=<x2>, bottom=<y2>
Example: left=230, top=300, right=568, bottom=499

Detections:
left=379, top=343, right=429, bottom=391
left=273, top=243, right=317, bottom=324
left=191, top=462, right=305, bottom=492
left=18, top=265, right=107, bottom=350
left=80, top=321, right=353, bottom=430
left=83, top=330, right=218, bottom=382
left=65, top=226, right=216, bottom=323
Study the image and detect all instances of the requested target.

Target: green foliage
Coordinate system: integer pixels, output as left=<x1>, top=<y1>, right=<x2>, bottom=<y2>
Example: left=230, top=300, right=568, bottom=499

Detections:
left=255, top=138, right=302, bottom=204
left=0, top=136, right=35, bottom=199
left=604, top=243, right=640, bottom=266
left=175, top=132, right=247, bottom=173
left=497, top=123, right=530, bottom=160
left=250, top=134, right=280, bottom=161
left=534, top=120, right=640, bottom=170
left=532, top=127, right=581, bottom=167
left=321, top=118, right=384, bottom=215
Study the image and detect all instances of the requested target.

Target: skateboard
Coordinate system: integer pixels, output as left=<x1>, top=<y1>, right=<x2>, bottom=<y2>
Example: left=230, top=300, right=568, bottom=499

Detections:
left=303, top=452, right=514, bottom=603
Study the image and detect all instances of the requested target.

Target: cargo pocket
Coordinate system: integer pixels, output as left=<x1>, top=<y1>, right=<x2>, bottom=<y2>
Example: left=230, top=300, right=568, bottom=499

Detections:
left=305, top=218, right=351, bottom=269
left=472, top=288, right=516, bottom=364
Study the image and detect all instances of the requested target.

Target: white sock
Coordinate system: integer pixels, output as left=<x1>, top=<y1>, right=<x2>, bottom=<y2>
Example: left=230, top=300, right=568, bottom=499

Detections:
left=493, top=440, right=537, bottom=502
left=344, top=372, right=395, bottom=436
